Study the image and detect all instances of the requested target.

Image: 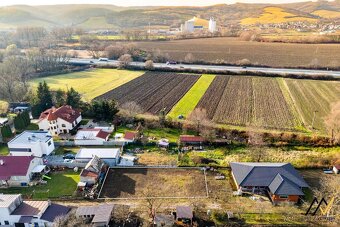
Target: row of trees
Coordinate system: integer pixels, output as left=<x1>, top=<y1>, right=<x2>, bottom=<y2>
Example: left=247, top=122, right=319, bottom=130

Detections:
left=0, top=26, right=84, bottom=49
left=31, top=81, right=82, bottom=118
left=0, top=48, right=70, bottom=103
left=31, top=81, right=120, bottom=123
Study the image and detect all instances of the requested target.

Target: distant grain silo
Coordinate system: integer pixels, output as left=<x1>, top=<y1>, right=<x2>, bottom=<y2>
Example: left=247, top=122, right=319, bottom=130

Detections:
left=209, top=17, right=217, bottom=33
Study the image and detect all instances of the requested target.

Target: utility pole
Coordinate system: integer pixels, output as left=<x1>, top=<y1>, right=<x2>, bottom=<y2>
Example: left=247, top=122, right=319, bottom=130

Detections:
left=311, top=110, right=318, bottom=129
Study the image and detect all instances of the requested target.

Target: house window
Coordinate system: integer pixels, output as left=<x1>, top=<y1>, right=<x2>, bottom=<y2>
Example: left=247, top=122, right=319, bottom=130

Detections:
left=279, top=195, right=288, bottom=199
left=62, top=124, right=66, bottom=127
left=48, top=141, right=52, bottom=146
left=4, top=221, right=9, bottom=225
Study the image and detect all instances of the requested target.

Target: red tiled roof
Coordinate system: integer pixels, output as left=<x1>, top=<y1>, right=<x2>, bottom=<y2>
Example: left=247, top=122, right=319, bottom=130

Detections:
left=0, top=156, right=34, bottom=180
left=97, top=130, right=110, bottom=140
left=80, top=169, right=99, bottom=178
left=334, top=164, right=340, bottom=170
left=180, top=135, right=204, bottom=143
left=124, top=131, right=136, bottom=140
left=39, top=105, right=81, bottom=124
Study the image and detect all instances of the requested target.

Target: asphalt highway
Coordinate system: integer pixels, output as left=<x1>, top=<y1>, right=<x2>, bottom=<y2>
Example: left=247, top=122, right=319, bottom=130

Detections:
left=69, top=58, right=340, bottom=77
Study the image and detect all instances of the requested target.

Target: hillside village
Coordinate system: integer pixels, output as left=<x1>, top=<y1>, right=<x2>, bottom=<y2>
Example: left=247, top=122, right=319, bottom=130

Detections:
left=0, top=1, right=339, bottom=227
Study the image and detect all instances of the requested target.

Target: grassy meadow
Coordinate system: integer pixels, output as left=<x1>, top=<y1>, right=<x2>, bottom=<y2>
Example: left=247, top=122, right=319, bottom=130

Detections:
left=30, top=69, right=144, bottom=101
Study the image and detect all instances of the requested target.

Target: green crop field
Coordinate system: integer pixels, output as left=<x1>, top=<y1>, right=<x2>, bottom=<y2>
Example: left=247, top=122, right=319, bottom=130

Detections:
left=30, top=69, right=144, bottom=101
left=284, top=79, right=340, bottom=132
left=167, top=74, right=215, bottom=119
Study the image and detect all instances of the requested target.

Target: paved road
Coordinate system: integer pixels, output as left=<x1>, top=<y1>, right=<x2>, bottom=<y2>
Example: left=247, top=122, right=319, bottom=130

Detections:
left=69, top=58, right=340, bottom=77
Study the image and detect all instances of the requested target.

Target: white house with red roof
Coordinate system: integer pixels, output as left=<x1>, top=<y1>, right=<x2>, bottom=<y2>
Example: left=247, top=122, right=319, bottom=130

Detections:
left=74, top=129, right=110, bottom=146
left=0, top=156, right=43, bottom=187
left=38, top=105, right=82, bottom=135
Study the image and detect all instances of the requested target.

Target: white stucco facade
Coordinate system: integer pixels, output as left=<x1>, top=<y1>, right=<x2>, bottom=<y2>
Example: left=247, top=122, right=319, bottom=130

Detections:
left=8, top=131, right=55, bottom=157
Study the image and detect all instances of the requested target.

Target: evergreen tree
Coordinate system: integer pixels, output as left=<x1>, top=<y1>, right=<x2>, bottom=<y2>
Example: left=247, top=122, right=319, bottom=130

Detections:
left=66, top=87, right=82, bottom=108
left=55, top=89, right=66, bottom=107
left=0, top=125, right=13, bottom=139
left=89, top=100, right=119, bottom=122
left=22, top=110, right=30, bottom=126
left=34, top=81, right=53, bottom=116
left=14, top=114, right=25, bottom=130
left=42, top=81, right=53, bottom=109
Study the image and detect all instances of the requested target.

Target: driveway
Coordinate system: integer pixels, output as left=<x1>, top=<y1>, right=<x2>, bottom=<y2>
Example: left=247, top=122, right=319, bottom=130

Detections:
left=44, top=155, right=87, bottom=168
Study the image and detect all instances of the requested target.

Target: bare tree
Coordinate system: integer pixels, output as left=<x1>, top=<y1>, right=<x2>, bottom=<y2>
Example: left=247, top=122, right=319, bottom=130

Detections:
left=145, top=60, right=154, bottom=70
left=118, top=54, right=132, bottom=69
left=53, top=211, right=88, bottom=227
left=184, top=53, right=195, bottom=63
left=247, top=127, right=267, bottom=162
left=142, top=188, right=163, bottom=224
left=324, top=101, right=340, bottom=145
left=87, top=43, right=102, bottom=59
left=120, top=101, right=143, bottom=121
left=187, top=108, right=212, bottom=134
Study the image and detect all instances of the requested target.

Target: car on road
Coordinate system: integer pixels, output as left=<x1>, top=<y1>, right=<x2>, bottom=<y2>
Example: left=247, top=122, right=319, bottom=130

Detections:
left=166, top=61, right=177, bottom=65
left=63, top=154, right=75, bottom=160
left=99, top=58, right=109, bottom=62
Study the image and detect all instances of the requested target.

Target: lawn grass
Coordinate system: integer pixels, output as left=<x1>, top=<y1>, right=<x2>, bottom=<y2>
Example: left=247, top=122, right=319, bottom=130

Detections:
left=116, top=125, right=192, bottom=143
left=30, top=69, right=144, bottom=101
left=167, top=74, right=215, bottom=119
left=0, top=170, right=79, bottom=199
left=0, top=145, right=9, bottom=155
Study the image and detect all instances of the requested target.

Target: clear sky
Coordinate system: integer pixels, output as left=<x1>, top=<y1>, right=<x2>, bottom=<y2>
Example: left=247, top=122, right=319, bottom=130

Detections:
left=0, top=0, right=325, bottom=7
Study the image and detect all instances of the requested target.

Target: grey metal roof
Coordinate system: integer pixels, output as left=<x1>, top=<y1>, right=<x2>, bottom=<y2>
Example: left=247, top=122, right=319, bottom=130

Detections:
left=268, top=174, right=304, bottom=196
left=76, top=204, right=114, bottom=224
left=230, top=162, right=309, bottom=195
left=92, top=204, right=114, bottom=223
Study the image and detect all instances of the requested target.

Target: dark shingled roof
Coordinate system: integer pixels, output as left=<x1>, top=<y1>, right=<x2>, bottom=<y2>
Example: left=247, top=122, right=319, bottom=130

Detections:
left=41, top=203, right=71, bottom=222
left=230, top=162, right=309, bottom=196
left=269, top=174, right=304, bottom=196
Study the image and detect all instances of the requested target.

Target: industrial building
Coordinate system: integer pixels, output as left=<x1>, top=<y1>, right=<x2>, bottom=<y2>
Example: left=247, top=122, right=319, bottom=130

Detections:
left=181, top=17, right=217, bottom=33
